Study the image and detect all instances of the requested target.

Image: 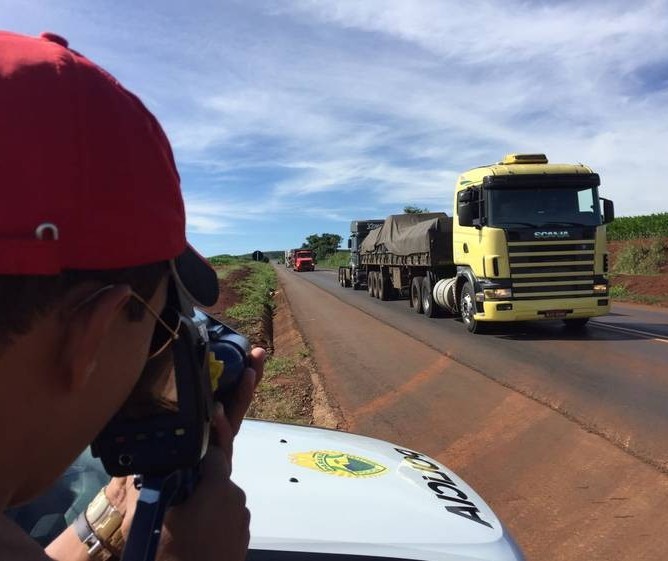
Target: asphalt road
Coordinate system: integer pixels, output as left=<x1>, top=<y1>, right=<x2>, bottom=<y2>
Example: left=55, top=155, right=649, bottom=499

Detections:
left=294, top=267, right=668, bottom=469
left=275, top=265, right=668, bottom=561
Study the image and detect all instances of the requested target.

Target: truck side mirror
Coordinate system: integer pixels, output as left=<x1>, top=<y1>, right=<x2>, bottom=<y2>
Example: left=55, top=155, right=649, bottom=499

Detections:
left=601, top=198, right=615, bottom=224
left=348, top=238, right=352, bottom=249
left=458, top=202, right=474, bottom=227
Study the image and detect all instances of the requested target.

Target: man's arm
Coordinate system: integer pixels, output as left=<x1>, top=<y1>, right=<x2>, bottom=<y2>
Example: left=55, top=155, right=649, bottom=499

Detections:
left=45, top=347, right=265, bottom=561
left=44, top=527, right=89, bottom=561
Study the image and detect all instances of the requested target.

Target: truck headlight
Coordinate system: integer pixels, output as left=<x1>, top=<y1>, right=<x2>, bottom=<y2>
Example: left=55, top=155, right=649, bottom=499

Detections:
left=483, top=288, right=512, bottom=300
left=593, top=283, right=608, bottom=294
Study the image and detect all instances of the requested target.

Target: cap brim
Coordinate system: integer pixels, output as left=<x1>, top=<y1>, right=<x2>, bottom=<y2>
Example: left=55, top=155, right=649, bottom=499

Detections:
left=171, top=244, right=219, bottom=307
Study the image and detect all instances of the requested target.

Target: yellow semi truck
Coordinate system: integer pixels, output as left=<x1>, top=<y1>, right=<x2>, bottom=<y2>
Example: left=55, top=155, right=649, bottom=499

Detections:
left=339, top=153, right=615, bottom=333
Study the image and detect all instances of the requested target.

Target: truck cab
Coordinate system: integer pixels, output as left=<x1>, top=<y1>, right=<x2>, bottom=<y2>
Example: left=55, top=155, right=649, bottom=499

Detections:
left=345, top=220, right=385, bottom=288
left=453, top=153, right=614, bottom=331
left=293, top=249, right=316, bottom=272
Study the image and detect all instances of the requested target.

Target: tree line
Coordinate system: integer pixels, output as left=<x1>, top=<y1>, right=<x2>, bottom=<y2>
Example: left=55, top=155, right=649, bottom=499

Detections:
left=301, top=206, right=429, bottom=258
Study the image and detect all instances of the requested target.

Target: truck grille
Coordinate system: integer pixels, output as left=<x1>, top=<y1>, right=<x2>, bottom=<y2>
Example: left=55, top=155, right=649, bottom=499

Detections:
left=507, top=240, right=595, bottom=300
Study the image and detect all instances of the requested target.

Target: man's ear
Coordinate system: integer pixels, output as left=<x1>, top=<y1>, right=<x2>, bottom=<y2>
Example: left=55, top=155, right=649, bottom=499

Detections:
left=59, top=285, right=133, bottom=392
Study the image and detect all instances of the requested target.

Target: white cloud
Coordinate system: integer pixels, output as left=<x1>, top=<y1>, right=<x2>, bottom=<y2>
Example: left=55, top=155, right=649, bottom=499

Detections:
left=3, top=0, right=667, bottom=253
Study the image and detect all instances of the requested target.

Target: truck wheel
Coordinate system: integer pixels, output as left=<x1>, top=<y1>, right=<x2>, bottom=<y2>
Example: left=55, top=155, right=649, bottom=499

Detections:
left=563, top=318, right=589, bottom=330
left=373, top=272, right=381, bottom=299
left=379, top=272, right=389, bottom=301
left=411, top=276, right=424, bottom=313
left=421, top=275, right=438, bottom=318
left=368, top=272, right=375, bottom=297
left=460, top=282, right=483, bottom=333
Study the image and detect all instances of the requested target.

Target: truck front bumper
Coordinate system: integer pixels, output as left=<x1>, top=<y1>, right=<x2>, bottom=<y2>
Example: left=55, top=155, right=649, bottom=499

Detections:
left=474, top=297, right=611, bottom=322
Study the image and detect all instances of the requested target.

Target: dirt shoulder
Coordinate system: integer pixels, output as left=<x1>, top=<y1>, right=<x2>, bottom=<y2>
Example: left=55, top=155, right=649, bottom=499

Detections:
left=205, top=265, right=337, bottom=427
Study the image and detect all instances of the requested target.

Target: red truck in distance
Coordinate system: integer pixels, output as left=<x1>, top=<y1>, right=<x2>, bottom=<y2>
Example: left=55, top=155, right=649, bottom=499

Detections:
left=293, top=249, right=316, bottom=272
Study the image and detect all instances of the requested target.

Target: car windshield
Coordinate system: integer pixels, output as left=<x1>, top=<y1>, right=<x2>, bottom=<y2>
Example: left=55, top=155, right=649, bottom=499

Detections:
left=487, top=185, right=603, bottom=228
left=4, top=449, right=106, bottom=546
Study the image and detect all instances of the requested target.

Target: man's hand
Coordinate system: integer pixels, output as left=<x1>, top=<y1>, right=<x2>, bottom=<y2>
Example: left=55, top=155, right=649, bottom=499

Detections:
left=158, top=347, right=265, bottom=561
left=109, top=347, right=265, bottom=561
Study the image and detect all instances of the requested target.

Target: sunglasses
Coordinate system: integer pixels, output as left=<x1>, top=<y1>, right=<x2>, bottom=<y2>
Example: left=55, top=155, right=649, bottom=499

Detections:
left=73, top=285, right=181, bottom=361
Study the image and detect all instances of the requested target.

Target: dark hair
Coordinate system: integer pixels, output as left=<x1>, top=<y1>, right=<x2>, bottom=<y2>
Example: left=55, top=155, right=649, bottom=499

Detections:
left=0, top=261, right=169, bottom=349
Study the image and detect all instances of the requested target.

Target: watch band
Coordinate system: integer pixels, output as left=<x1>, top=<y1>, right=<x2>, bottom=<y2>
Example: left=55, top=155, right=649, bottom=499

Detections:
left=74, top=487, right=124, bottom=560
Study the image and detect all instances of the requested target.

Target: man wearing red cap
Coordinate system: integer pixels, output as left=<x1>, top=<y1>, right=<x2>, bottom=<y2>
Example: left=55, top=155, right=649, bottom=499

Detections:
left=0, top=30, right=265, bottom=560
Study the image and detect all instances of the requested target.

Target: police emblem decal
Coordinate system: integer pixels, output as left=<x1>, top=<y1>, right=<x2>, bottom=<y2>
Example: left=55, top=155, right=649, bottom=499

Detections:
left=290, top=451, right=387, bottom=478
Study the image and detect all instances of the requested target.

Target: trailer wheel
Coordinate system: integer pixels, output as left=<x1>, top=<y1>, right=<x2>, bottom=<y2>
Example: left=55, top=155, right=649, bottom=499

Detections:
left=421, top=275, right=437, bottom=318
left=368, top=271, right=375, bottom=297
left=563, top=318, right=589, bottom=330
left=373, top=272, right=381, bottom=299
left=379, top=271, right=390, bottom=301
left=411, top=276, right=424, bottom=313
left=460, top=281, right=483, bottom=333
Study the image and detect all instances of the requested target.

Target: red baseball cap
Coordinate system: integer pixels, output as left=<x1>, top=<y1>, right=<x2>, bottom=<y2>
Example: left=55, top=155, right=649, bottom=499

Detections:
left=0, top=31, right=218, bottom=305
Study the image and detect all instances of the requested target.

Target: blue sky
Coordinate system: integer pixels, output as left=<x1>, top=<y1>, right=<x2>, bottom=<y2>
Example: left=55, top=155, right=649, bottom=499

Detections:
left=3, top=0, right=668, bottom=256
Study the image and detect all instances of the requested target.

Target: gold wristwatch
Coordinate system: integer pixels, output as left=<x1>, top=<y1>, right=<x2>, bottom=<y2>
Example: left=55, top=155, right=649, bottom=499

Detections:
left=74, top=487, right=124, bottom=560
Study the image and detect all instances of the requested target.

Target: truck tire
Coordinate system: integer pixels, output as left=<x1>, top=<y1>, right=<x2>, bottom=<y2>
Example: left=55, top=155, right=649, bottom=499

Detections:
left=411, top=276, right=424, bottom=314
left=368, top=271, right=375, bottom=297
left=379, top=272, right=389, bottom=301
left=421, top=275, right=437, bottom=318
left=563, top=318, right=589, bottom=330
left=373, top=271, right=381, bottom=299
left=460, top=281, right=483, bottom=333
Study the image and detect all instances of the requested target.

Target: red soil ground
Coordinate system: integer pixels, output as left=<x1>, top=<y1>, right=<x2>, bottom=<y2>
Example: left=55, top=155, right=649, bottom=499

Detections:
left=608, top=238, right=668, bottom=307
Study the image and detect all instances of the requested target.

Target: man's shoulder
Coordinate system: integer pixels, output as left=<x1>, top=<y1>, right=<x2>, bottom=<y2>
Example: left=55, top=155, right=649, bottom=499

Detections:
left=0, top=515, right=50, bottom=560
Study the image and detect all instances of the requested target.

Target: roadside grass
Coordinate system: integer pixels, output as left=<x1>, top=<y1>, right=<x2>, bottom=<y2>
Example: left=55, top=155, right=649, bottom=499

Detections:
left=610, top=284, right=668, bottom=305
left=317, top=250, right=350, bottom=269
left=209, top=254, right=242, bottom=266
left=209, top=259, right=311, bottom=423
left=208, top=255, right=248, bottom=280
left=247, top=346, right=311, bottom=424
left=612, top=240, right=666, bottom=275
left=226, top=261, right=277, bottom=328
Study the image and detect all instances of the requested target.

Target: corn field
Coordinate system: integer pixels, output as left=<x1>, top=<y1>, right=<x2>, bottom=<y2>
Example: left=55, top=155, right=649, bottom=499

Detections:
left=607, top=212, right=668, bottom=240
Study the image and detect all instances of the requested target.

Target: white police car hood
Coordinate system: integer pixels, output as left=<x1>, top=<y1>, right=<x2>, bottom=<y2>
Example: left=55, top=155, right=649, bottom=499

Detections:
left=234, top=420, right=524, bottom=561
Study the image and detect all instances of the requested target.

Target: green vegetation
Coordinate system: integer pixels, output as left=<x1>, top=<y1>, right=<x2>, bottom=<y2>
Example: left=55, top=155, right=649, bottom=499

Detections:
left=317, top=250, right=350, bottom=269
left=403, top=205, right=430, bottom=214
left=609, top=284, right=668, bottom=306
left=208, top=254, right=242, bottom=266
left=612, top=240, right=666, bottom=275
left=302, top=233, right=342, bottom=259
left=226, top=262, right=277, bottom=327
left=210, top=260, right=311, bottom=425
left=247, top=348, right=310, bottom=423
left=607, top=212, right=668, bottom=240
left=208, top=255, right=246, bottom=279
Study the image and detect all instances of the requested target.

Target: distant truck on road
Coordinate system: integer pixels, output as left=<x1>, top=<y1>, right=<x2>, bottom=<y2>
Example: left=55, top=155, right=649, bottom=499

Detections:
left=339, top=153, right=615, bottom=333
left=285, top=248, right=296, bottom=268
left=293, top=249, right=316, bottom=272
left=338, top=219, right=384, bottom=289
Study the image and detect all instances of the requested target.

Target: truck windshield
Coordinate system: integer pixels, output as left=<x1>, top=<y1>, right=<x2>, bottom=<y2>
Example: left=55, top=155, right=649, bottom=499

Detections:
left=487, top=185, right=602, bottom=228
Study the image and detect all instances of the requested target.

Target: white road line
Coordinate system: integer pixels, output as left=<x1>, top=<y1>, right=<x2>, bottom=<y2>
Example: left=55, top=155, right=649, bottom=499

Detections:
left=590, top=321, right=668, bottom=344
